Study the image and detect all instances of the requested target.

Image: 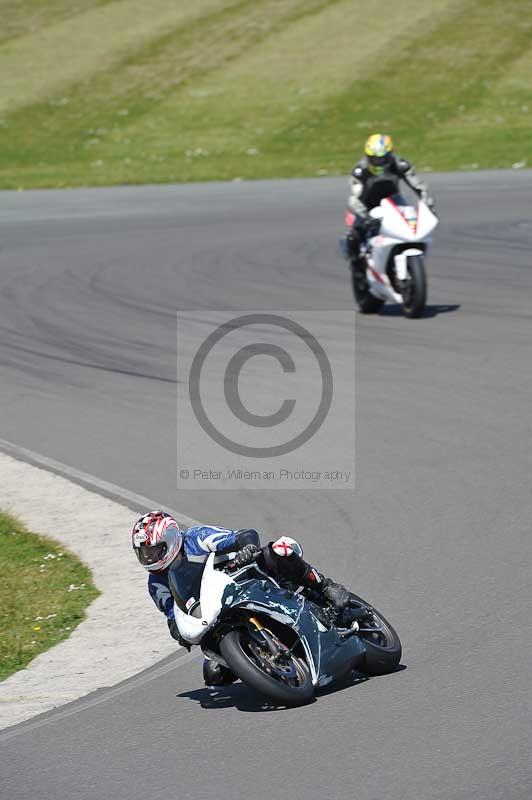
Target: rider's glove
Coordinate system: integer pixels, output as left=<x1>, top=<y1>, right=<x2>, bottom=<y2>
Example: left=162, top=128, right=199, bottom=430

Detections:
left=232, top=543, right=261, bottom=569
left=167, top=616, right=191, bottom=651
left=321, top=578, right=351, bottom=609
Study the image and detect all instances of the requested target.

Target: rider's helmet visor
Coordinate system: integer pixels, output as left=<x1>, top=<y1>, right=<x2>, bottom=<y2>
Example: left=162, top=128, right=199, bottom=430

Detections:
left=368, top=154, right=391, bottom=169
left=137, top=542, right=168, bottom=566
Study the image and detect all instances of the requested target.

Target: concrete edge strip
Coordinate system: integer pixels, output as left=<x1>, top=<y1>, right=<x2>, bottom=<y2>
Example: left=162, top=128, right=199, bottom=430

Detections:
left=0, top=437, right=203, bottom=736
left=0, top=436, right=200, bottom=527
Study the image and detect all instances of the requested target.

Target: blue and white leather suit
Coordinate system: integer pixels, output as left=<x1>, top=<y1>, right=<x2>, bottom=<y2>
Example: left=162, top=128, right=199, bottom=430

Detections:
left=148, top=526, right=247, bottom=624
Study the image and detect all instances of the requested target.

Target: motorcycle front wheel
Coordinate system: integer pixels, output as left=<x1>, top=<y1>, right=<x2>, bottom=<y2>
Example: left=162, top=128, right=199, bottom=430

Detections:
left=348, top=593, right=402, bottom=676
left=402, top=254, right=427, bottom=318
left=219, top=629, right=314, bottom=707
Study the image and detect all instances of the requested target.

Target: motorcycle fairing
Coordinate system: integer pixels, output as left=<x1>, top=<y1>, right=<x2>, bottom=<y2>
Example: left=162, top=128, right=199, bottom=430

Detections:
left=226, top=579, right=366, bottom=686
left=174, top=554, right=366, bottom=685
left=173, top=554, right=233, bottom=643
left=362, top=193, right=437, bottom=304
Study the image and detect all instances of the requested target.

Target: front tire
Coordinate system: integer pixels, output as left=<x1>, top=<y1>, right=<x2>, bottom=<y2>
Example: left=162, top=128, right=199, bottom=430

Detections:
left=348, top=593, right=402, bottom=676
left=402, top=255, right=427, bottom=318
left=219, top=629, right=314, bottom=707
left=351, top=260, right=384, bottom=314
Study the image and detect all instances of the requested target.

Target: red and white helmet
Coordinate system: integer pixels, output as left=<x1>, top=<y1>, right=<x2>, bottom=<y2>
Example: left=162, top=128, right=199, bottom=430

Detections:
left=131, top=510, right=182, bottom=572
left=271, top=536, right=303, bottom=559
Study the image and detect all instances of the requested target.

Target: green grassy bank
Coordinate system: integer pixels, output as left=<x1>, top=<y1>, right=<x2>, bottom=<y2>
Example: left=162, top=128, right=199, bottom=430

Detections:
left=0, top=512, right=99, bottom=681
left=0, top=0, right=531, bottom=188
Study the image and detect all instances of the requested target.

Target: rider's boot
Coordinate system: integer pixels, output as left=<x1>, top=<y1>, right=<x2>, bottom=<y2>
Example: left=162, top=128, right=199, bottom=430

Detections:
left=336, top=602, right=373, bottom=629
left=345, top=229, right=360, bottom=261
left=351, top=254, right=366, bottom=275
left=203, top=657, right=237, bottom=687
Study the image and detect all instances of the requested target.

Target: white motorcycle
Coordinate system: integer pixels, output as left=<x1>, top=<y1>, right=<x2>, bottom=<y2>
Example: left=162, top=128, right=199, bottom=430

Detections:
left=346, top=192, right=439, bottom=318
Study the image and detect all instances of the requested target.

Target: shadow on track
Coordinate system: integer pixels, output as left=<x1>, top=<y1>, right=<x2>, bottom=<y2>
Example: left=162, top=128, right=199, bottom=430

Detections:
left=177, top=683, right=288, bottom=713
left=177, top=666, right=405, bottom=713
left=378, top=303, right=460, bottom=318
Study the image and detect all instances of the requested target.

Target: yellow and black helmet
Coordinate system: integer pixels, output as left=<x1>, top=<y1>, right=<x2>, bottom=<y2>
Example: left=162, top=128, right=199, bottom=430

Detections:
left=365, top=133, right=394, bottom=175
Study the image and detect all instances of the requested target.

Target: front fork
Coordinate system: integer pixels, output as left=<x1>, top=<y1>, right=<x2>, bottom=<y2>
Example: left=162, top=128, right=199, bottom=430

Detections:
left=248, top=615, right=290, bottom=660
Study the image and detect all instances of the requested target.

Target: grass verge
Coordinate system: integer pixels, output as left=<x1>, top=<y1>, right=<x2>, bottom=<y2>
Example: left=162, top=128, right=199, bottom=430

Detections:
left=0, top=0, right=531, bottom=188
left=0, top=512, right=99, bottom=681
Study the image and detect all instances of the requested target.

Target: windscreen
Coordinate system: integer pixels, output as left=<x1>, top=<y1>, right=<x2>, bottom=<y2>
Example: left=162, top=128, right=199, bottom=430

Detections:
left=388, top=192, right=410, bottom=207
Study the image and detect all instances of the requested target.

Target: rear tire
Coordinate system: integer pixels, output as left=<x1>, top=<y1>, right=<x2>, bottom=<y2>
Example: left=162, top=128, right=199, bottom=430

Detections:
left=220, top=629, right=314, bottom=707
left=402, top=255, right=427, bottom=318
left=351, top=260, right=384, bottom=314
left=348, top=593, right=402, bottom=676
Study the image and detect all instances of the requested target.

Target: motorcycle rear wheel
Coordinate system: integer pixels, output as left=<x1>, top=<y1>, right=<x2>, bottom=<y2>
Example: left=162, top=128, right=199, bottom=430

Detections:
left=402, top=254, right=427, bottom=318
left=348, top=593, right=402, bottom=676
left=219, top=629, right=314, bottom=707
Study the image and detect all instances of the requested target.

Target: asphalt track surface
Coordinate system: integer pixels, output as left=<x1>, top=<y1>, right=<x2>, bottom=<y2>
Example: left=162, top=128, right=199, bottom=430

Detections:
left=1, top=172, right=531, bottom=799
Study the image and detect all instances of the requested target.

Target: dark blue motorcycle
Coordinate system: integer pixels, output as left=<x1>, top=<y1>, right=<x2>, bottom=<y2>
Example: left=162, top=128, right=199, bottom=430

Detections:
left=172, top=553, right=402, bottom=707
